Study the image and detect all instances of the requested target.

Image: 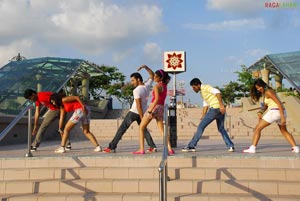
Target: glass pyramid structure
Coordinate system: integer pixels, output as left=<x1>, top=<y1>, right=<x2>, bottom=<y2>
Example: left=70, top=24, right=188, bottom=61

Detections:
left=248, top=51, right=300, bottom=91
left=0, top=57, right=102, bottom=115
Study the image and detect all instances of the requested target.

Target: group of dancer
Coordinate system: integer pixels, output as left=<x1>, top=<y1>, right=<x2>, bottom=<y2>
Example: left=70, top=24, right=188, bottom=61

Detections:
left=24, top=65, right=174, bottom=154
left=24, top=65, right=300, bottom=155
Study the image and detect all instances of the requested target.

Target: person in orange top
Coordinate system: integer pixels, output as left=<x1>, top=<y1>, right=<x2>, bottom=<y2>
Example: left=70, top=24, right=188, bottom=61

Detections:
left=50, top=93, right=101, bottom=153
left=243, top=79, right=299, bottom=153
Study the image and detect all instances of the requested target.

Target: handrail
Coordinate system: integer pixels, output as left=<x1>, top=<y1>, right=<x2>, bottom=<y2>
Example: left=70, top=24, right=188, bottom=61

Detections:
left=0, top=104, right=34, bottom=157
left=158, top=104, right=169, bottom=201
left=0, top=104, right=33, bottom=141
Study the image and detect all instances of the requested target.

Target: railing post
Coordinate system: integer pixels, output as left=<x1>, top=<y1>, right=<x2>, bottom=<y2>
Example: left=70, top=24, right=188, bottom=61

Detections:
left=25, top=107, right=33, bottom=157
left=159, top=104, right=169, bottom=201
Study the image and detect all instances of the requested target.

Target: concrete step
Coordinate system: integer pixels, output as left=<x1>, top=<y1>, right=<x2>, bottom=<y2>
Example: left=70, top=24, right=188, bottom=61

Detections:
left=2, top=167, right=300, bottom=182
left=2, top=192, right=300, bottom=201
left=1, top=139, right=300, bottom=200
left=1, top=155, right=300, bottom=169
left=1, top=178, right=300, bottom=195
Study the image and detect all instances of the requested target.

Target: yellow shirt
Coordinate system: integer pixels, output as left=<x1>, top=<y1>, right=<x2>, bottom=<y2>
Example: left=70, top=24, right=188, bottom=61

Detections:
left=264, top=96, right=278, bottom=109
left=200, top=84, right=220, bottom=109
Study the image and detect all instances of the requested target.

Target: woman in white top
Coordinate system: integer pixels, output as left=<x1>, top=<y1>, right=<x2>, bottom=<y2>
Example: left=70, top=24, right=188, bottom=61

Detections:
left=243, top=79, right=299, bottom=153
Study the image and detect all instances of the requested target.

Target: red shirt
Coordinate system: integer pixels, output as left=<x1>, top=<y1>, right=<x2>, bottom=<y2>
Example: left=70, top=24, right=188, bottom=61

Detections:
left=36, top=92, right=57, bottom=111
left=63, top=101, right=83, bottom=112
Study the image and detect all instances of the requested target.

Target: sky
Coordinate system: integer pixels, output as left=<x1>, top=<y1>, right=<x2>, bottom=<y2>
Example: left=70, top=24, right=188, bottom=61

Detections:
left=0, top=0, right=300, bottom=108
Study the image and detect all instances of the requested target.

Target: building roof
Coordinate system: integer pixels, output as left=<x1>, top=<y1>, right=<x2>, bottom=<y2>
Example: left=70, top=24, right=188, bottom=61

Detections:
left=0, top=57, right=102, bottom=115
left=248, top=51, right=300, bottom=91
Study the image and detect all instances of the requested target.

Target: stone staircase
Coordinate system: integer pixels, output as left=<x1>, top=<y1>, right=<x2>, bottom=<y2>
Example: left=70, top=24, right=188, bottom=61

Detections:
left=81, top=107, right=299, bottom=143
left=1, top=154, right=300, bottom=200
left=1, top=104, right=300, bottom=200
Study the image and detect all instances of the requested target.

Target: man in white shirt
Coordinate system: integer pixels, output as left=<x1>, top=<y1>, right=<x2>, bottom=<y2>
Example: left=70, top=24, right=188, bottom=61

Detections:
left=103, top=65, right=157, bottom=153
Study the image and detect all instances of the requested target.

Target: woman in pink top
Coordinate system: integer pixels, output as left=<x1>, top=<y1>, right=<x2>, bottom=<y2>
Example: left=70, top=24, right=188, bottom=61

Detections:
left=50, top=93, right=101, bottom=153
left=133, top=69, right=174, bottom=155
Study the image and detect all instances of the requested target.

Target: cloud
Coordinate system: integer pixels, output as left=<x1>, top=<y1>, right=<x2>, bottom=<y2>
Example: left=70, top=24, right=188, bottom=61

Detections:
left=0, top=0, right=165, bottom=61
left=206, top=0, right=265, bottom=15
left=112, top=48, right=134, bottom=63
left=143, top=42, right=162, bottom=64
left=0, top=39, right=52, bottom=67
left=50, top=2, right=164, bottom=52
left=224, top=48, right=270, bottom=70
left=184, top=18, right=265, bottom=31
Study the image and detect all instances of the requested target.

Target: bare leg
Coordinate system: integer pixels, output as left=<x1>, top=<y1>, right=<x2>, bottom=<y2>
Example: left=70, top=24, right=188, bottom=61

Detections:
left=156, top=119, right=172, bottom=152
left=61, top=121, right=76, bottom=147
left=82, top=124, right=99, bottom=146
left=252, top=119, right=270, bottom=146
left=137, top=115, right=152, bottom=152
left=278, top=124, right=297, bottom=147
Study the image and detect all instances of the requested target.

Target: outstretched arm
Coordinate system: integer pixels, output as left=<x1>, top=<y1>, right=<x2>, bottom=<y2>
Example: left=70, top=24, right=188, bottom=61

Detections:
left=216, top=93, right=226, bottom=114
left=58, top=107, right=65, bottom=135
left=32, top=106, right=41, bottom=135
left=137, top=65, right=154, bottom=80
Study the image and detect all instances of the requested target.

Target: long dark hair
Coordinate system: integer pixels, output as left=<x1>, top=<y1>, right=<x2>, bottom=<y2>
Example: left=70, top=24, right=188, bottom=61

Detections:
left=250, top=79, right=271, bottom=102
left=50, top=93, right=64, bottom=108
left=155, top=69, right=170, bottom=84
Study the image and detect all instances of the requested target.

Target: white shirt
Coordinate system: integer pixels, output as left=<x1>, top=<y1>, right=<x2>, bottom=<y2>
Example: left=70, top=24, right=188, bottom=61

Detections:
left=130, top=79, right=153, bottom=114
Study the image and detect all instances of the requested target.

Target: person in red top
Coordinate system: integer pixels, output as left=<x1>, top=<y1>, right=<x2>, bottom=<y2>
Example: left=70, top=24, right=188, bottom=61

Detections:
left=49, top=93, right=101, bottom=153
left=24, top=89, right=70, bottom=151
left=133, top=69, right=174, bottom=155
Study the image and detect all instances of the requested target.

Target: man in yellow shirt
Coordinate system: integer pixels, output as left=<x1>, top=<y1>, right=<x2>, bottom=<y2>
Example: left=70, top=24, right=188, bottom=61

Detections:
left=182, top=78, right=235, bottom=152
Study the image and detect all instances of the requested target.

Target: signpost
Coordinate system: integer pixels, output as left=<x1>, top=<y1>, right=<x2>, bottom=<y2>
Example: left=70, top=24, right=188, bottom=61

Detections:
left=163, top=51, right=186, bottom=147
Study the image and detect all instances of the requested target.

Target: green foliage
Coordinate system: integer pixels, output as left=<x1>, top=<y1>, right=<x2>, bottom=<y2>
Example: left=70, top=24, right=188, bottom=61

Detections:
left=107, top=82, right=135, bottom=108
left=216, top=81, right=240, bottom=105
left=217, top=65, right=254, bottom=105
left=89, top=65, right=126, bottom=100
left=235, top=67, right=254, bottom=97
left=88, top=65, right=136, bottom=108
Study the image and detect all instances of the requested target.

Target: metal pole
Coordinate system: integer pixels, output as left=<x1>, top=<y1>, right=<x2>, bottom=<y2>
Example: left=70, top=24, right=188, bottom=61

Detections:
left=164, top=162, right=168, bottom=201
left=26, top=107, right=33, bottom=157
left=173, top=73, right=176, bottom=97
left=159, top=104, right=169, bottom=201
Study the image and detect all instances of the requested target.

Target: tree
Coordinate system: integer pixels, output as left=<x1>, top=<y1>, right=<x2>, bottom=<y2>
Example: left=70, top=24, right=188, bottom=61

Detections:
left=88, top=65, right=137, bottom=108
left=216, top=65, right=254, bottom=106
left=106, top=82, right=135, bottom=109
left=217, top=81, right=240, bottom=105
left=89, top=65, right=127, bottom=100
left=235, top=65, right=254, bottom=97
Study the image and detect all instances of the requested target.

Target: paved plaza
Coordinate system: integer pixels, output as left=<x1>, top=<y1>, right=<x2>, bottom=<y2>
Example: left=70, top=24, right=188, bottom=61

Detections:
left=1, top=138, right=299, bottom=159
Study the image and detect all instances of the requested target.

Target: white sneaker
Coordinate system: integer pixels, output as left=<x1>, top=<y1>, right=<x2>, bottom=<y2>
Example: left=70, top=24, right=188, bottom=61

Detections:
left=55, top=146, right=65, bottom=153
left=292, top=146, right=299, bottom=153
left=228, top=147, right=235, bottom=152
left=243, top=145, right=256, bottom=154
left=94, top=146, right=102, bottom=152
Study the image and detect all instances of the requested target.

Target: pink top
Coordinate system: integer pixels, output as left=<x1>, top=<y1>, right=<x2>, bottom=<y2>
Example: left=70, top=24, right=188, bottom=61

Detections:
left=151, top=82, right=167, bottom=105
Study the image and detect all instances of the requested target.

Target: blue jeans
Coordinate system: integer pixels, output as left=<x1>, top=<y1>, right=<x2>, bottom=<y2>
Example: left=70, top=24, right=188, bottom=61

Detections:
left=108, top=111, right=156, bottom=150
left=188, top=108, right=234, bottom=148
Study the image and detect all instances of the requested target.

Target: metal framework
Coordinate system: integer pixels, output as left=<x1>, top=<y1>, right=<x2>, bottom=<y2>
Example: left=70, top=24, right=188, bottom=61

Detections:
left=248, top=51, right=300, bottom=92
left=0, top=57, right=103, bottom=115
